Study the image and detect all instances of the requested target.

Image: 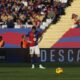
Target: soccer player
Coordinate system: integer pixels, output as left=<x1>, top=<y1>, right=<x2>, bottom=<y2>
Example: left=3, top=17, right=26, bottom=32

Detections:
left=29, top=26, right=45, bottom=69
left=0, top=36, right=5, bottom=48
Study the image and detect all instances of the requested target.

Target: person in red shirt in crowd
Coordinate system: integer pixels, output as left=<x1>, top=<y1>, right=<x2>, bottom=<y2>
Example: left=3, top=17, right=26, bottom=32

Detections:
left=29, top=26, right=45, bottom=69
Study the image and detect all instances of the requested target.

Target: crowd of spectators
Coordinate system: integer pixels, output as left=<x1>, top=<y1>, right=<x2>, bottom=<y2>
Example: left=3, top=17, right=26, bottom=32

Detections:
left=0, top=0, right=73, bottom=29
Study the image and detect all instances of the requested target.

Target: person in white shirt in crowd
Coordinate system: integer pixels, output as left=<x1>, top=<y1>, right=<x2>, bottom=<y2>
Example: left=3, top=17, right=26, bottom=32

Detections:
left=21, top=0, right=28, bottom=7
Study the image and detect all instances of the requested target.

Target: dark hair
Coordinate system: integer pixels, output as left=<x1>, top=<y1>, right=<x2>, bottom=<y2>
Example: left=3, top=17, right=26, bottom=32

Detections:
left=0, top=36, right=2, bottom=39
left=72, top=13, right=78, bottom=19
left=22, top=35, right=25, bottom=38
left=32, top=26, right=36, bottom=30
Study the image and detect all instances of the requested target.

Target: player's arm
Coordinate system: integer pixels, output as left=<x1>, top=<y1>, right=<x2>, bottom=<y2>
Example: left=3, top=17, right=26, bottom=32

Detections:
left=38, top=31, right=43, bottom=43
left=1, top=42, right=5, bottom=47
left=26, top=34, right=32, bottom=43
left=27, top=40, right=32, bottom=43
left=38, top=35, right=43, bottom=43
left=1, top=41, right=5, bottom=48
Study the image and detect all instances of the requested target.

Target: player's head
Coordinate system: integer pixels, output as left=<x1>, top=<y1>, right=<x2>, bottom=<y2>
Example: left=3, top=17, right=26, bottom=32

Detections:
left=0, top=36, right=3, bottom=41
left=32, top=26, right=36, bottom=33
left=22, top=35, right=26, bottom=40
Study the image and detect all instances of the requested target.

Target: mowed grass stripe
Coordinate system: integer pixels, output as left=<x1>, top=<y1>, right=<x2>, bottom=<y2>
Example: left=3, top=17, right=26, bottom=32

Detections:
left=0, top=67, right=79, bottom=80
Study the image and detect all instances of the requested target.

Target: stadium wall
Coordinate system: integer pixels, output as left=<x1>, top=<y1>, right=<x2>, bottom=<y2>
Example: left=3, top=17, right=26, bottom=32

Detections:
left=0, top=29, right=42, bottom=48
left=0, top=48, right=80, bottom=64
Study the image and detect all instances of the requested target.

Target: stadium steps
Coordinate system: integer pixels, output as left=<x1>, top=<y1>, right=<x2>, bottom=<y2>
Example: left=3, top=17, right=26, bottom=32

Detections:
left=39, top=0, right=80, bottom=48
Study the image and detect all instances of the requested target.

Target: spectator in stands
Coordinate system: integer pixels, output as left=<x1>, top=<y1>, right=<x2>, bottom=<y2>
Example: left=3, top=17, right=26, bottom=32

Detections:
left=59, top=0, right=68, bottom=7
left=7, top=18, right=14, bottom=28
left=47, top=7, right=55, bottom=19
left=15, top=19, right=24, bottom=28
left=21, top=0, right=28, bottom=7
left=1, top=13, right=8, bottom=23
left=0, top=0, right=72, bottom=28
left=72, top=14, right=80, bottom=28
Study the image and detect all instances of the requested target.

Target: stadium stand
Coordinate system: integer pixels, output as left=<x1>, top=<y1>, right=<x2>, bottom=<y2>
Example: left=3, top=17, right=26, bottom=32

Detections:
left=0, top=0, right=74, bottom=48
left=39, top=0, right=80, bottom=48
left=0, top=0, right=72, bottom=29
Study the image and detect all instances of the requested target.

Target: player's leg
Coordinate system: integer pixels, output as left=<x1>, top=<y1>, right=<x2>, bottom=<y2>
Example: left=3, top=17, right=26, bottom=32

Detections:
left=30, top=47, right=35, bottom=69
left=34, top=45, right=46, bottom=69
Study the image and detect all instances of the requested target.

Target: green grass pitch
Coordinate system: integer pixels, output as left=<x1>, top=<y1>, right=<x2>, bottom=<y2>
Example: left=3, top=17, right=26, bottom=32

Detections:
left=0, top=67, right=80, bottom=80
